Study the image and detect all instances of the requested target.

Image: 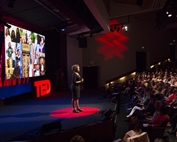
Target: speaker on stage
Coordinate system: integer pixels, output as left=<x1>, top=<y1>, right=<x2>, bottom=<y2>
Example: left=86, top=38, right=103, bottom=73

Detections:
left=78, top=37, right=87, bottom=48
left=41, top=121, right=62, bottom=134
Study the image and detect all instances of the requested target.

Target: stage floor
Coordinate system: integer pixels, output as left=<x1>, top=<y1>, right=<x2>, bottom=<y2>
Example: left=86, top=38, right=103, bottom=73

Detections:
left=0, top=89, right=116, bottom=141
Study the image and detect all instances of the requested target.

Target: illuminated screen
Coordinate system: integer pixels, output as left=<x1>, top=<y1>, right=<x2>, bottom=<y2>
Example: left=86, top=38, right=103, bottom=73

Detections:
left=4, top=24, right=45, bottom=79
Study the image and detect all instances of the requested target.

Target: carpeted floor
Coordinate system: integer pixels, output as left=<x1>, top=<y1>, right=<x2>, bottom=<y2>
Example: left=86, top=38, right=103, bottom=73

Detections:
left=113, top=93, right=129, bottom=140
left=0, top=89, right=116, bottom=141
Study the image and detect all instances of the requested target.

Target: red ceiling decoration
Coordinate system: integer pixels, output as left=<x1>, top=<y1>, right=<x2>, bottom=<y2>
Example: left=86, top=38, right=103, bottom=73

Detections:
left=96, top=20, right=129, bottom=60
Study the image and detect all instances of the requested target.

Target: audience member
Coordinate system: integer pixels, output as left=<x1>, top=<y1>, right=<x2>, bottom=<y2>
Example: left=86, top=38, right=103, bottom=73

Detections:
left=146, top=100, right=162, bottom=124
left=168, top=112, right=177, bottom=136
left=70, top=135, right=85, bottom=142
left=114, top=116, right=142, bottom=142
left=163, top=88, right=177, bottom=105
left=116, top=60, right=177, bottom=141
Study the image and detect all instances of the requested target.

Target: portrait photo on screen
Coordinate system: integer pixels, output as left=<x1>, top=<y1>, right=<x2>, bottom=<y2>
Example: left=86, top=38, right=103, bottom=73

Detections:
left=4, top=24, right=46, bottom=79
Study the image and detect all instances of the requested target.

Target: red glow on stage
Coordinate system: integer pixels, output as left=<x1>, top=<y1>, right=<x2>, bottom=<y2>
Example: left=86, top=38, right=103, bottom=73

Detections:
left=50, top=107, right=100, bottom=118
left=96, top=20, right=128, bottom=60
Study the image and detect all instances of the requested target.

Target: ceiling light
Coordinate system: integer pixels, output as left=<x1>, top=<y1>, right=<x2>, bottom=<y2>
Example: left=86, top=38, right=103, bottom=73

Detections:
left=150, top=65, right=154, bottom=68
left=122, top=26, right=128, bottom=31
left=61, top=28, right=65, bottom=32
left=131, top=72, right=136, bottom=76
left=119, top=77, right=125, bottom=80
left=168, top=14, right=172, bottom=17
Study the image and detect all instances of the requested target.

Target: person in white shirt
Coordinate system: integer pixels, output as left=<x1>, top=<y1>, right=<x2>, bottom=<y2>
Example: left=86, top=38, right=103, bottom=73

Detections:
left=114, top=116, right=142, bottom=142
left=34, top=64, right=40, bottom=76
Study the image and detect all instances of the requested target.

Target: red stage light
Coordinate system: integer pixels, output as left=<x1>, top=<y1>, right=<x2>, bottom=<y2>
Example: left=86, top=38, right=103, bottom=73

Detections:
left=50, top=107, right=100, bottom=118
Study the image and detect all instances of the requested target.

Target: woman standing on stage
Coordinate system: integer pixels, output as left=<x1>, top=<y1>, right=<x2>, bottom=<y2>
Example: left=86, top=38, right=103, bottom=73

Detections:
left=71, top=64, right=84, bottom=113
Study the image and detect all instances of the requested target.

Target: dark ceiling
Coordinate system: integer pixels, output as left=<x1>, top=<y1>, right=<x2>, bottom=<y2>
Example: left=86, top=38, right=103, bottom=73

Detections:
left=0, top=0, right=102, bottom=36
left=156, top=0, right=177, bottom=29
left=0, top=0, right=177, bottom=36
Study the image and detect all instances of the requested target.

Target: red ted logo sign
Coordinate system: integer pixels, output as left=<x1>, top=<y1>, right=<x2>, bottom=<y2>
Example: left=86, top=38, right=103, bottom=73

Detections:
left=34, top=79, right=51, bottom=98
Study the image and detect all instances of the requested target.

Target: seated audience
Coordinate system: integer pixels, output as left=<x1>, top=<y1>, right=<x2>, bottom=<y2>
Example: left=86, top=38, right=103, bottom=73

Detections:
left=126, top=87, right=149, bottom=117
left=142, top=104, right=169, bottom=133
left=117, top=61, right=177, bottom=141
left=145, top=94, right=157, bottom=116
left=146, top=100, right=162, bottom=124
left=149, top=105, right=169, bottom=127
left=166, top=97, right=177, bottom=119
left=114, top=116, right=142, bottom=142
left=163, top=88, right=177, bottom=105
left=142, top=105, right=170, bottom=141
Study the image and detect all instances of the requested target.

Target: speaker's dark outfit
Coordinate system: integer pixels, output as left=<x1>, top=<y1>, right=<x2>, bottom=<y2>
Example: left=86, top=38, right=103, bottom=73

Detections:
left=70, top=72, right=82, bottom=99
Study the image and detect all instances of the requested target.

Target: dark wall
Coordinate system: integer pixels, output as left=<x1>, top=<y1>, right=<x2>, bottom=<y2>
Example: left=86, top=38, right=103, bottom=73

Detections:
left=170, top=44, right=176, bottom=61
left=136, top=52, right=147, bottom=72
left=83, top=66, right=99, bottom=89
left=45, top=31, right=68, bottom=91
